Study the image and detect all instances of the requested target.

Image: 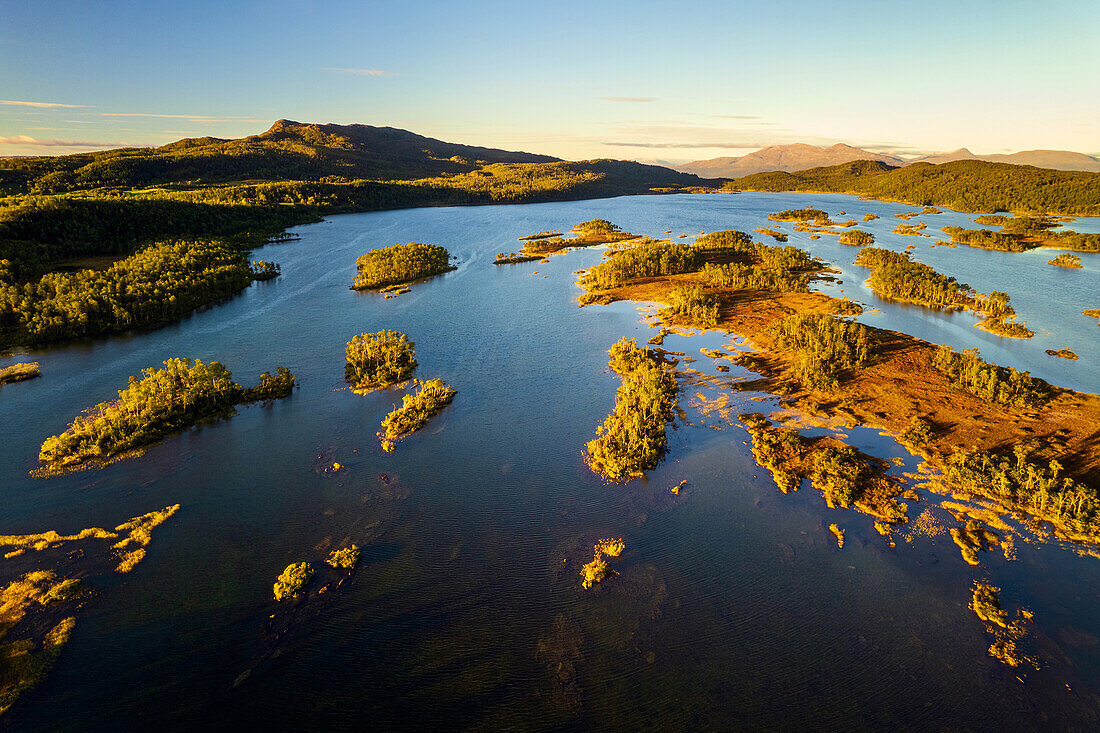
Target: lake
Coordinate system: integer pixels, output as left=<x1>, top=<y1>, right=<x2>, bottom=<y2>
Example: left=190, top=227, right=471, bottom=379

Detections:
left=2, top=192, right=1099, bottom=730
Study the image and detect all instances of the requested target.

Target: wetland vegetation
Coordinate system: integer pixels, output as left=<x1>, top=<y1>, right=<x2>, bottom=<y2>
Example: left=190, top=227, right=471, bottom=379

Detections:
left=379, top=378, right=457, bottom=443
left=273, top=562, right=313, bottom=601
left=0, top=362, right=40, bottom=385
left=931, top=346, right=1048, bottom=408
left=766, top=314, right=873, bottom=392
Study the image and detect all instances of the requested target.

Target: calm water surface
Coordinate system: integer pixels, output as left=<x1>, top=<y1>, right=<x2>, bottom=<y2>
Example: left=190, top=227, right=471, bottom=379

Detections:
left=2, top=193, right=1099, bottom=731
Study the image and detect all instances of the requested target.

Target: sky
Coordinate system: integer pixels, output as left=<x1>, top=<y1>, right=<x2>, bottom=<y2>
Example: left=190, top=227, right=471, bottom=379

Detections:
left=1, top=0, right=1098, bottom=163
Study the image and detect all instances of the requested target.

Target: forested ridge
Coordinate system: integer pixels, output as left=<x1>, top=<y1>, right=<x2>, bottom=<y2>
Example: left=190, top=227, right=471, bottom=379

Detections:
left=731, top=159, right=1100, bottom=216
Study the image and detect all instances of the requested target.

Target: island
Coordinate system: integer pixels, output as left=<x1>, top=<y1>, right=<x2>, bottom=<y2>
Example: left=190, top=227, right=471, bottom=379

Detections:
left=36, top=358, right=295, bottom=473
left=345, top=330, right=417, bottom=392
left=351, top=242, right=455, bottom=290
left=0, top=362, right=40, bottom=385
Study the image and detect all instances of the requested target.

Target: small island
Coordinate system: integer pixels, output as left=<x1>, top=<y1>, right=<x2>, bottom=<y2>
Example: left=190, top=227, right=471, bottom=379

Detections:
left=345, top=330, right=417, bottom=392
left=838, top=230, right=874, bottom=247
left=1048, top=253, right=1083, bottom=268
left=584, top=338, right=678, bottom=482
left=37, top=358, right=295, bottom=472
left=379, top=378, right=457, bottom=450
left=0, top=362, right=40, bottom=385
left=495, top=219, right=639, bottom=265
left=351, top=242, right=454, bottom=290
left=1046, top=348, right=1079, bottom=360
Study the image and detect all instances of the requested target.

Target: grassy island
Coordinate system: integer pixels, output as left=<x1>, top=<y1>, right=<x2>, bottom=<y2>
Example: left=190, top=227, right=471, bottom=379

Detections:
left=495, top=219, right=639, bottom=264
left=893, top=222, right=929, bottom=237
left=345, top=330, right=417, bottom=392
left=379, top=378, right=456, bottom=442
left=352, top=242, right=454, bottom=290
left=769, top=208, right=829, bottom=222
left=37, top=358, right=295, bottom=472
left=585, top=338, right=678, bottom=482
left=1049, top=253, right=1083, bottom=268
left=580, top=538, right=624, bottom=589
left=838, top=230, right=874, bottom=247
left=0, top=362, right=40, bottom=385
left=326, top=545, right=361, bottom=570
left=755, top=226, right=788, bottom=242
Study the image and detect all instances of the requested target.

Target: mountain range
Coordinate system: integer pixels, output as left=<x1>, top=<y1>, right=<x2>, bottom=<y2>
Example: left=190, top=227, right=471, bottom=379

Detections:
left=676, top=143, right=1100, bottom=178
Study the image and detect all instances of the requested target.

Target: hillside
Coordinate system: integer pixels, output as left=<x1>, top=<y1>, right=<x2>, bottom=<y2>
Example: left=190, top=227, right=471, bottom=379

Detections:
left=680, top=143, right=1100, bottom=178
left=731, top=159, right=1100, bottom=216
left=676, top=143, right=905, bottom=177
left=0, top=120, right=562, bottom=195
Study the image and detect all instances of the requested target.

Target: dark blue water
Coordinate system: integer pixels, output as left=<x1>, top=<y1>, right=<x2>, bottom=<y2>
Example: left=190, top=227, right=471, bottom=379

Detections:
left=2, top=194, right=1099, bottom=730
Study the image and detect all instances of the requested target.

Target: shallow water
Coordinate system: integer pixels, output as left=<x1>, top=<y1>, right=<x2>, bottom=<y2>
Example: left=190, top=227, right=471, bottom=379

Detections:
left=2, top=193, right=1099, bottom=731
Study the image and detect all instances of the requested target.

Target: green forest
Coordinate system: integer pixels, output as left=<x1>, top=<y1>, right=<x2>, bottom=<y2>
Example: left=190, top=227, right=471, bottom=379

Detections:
left=345, top=330, right=418, bottom=390
left=38, top=358, right=295, bottom=469
left=768, top=313, right=874, bottom=392
left=732, top=160, right=1100, bottom=216
left=352, top=242, right=454, bottom=290
left=931, top=346, right=1048, bottom=407
left=585, top=338, right=678, bottom=482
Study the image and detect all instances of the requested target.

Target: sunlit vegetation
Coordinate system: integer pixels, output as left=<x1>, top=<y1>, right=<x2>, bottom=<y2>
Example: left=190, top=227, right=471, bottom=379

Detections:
left=838, top=229, right=874, bottom=247
left=767, top=314, right=873, bottom=392
left=1048, top=253, right=1083, bottom=268
left=37, top=358, right=295, bottom=470
left=379, top=378, right=456, bottom=441
left=585, top=339, right=678, bottom=482
left=344, top=330, right=417, bottom=391
left=732, top=159, right=1100, bottom=216
left=863, top=213, right=879, bottom=221
left=582, top=240, right=699, bottom=292
left=1085, top=308, right=1100, bottom=324
left=970, top=583, right=1008, bottom=627
left=660, top=285, right=719, bottom=327
left=829, top=523, right=845, bottom=548
left=351, top=242, right=453, bottom=290
left=326, top=545, right=361, bottom=571
left=931, top=346, right=1047, bottom=408
left=580, top=538, right=625, bottom=589
left=0, top=240, right=262, bottom=346
left=0, top=362, right=40, bottom=385
left=854, top=247, right=971, bottom=308
left=518, top=230, right=562, bottom=240
left=978, top=317, right=1034, bottom=339
left=738, top=413, right=907, bottom=521
left=692, top=229, right=755, bottom=255
left=755, top=226, right=788, bottom=242
left=898, top=417, right=934, bottom=447
left=697, top=239, right=819, bottom=294
left=893, top=222, right=928, bottom=237
left=573, top=218, right=619, bottom=236
left=1046, top=348, right=1078, bottom=360
left=769, top=208, right=829, bottom=222
left=950, top=521, right=1000, bottom=566
left=942, top=226, right=1031, bottom=252
left=0, top=504, right=179, bottom=714
left=945, top=443, right=1100, bottom=540
left=273, top=562, right=313, bottom=601
left=250, top=259, right=280, bottom=280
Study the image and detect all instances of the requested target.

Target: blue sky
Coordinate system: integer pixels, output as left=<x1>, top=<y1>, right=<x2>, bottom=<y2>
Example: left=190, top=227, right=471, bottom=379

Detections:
left=1, top=0, right=1097, bottom=161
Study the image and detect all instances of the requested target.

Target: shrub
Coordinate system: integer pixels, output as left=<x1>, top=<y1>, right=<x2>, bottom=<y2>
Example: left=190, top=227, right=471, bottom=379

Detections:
left=273, top=562, right=313, bottom=601
left=326, top=545, right=361, bottom=570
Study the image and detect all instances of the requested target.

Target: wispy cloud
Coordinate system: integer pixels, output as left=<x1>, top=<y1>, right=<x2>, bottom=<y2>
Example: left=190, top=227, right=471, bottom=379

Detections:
left=600, top=96, right=657, bottom=103
left=0, top=135, right=130, bottom=148
left=324, top=67, right=393, bottom=77
left=603, top=141, right=765, bottom=149
left=713, top=114, right=760, bottom=120
left=1, top=100, right=93, bottom=108
left=101, top=113, right=222, bottom=120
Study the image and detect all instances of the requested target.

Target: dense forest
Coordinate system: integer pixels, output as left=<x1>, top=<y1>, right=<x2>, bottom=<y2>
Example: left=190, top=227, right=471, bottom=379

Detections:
left=352, top=242, right=453, bottom=290
left=0, top=239, right=266, bottom=346
left=345, top=330, right=417, bottom=390
left=585, top=338, right=678, bottom=482
left=38, top=358, right=295, bottom=469
left=768, top=314, right=874, bottom=392
left=931, top=346, right=1048, bottom=408
left=732, top=159, right=1100, bottom=216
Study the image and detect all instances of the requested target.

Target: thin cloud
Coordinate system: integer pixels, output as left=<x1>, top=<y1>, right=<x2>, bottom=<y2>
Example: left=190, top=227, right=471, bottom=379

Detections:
left=603, top=141, right=766, bottom=149
left=1, top=100, right=93, bottom=108
left=0, top=135, right=130, bottom=148
left=324, top=67, right=394, bottom=77
left=600, top=96, right=657, bottom=103
left=713, top=115, right=760, bottom=120
left=101, top=113, right=222, bottom=120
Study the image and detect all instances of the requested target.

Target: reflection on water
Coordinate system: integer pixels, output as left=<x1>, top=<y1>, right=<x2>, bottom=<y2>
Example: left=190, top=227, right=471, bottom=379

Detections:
left=2, top=194, right=1099, bottom=730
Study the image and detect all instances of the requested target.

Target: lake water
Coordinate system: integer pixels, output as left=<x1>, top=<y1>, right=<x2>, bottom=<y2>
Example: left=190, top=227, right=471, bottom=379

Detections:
left=2, top=193, right=1099, bottom=730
